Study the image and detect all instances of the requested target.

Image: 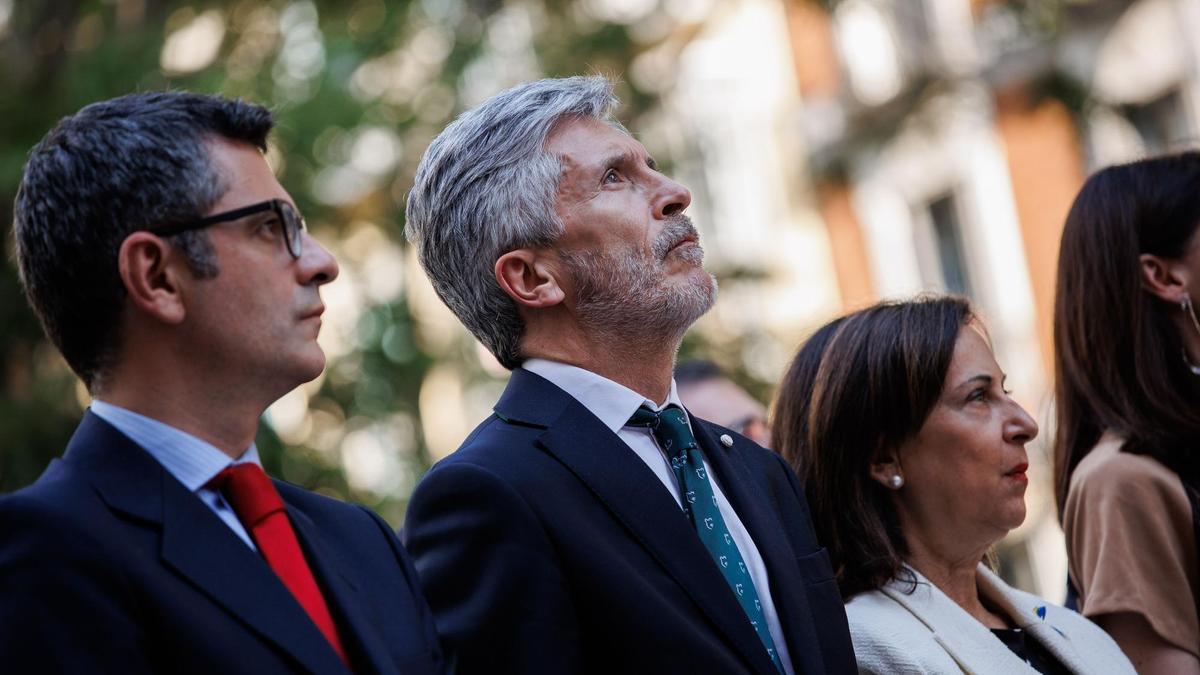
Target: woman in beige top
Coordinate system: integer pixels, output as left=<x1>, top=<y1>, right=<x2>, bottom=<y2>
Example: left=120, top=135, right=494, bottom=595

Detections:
left=1055, top=152, right=1200, bottom=673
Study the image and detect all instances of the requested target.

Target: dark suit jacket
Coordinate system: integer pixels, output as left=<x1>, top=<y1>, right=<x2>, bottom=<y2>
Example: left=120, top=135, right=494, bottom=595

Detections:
left=0, top=412, right=443, bottom=675
left=403, top=369, right=855, bottom=674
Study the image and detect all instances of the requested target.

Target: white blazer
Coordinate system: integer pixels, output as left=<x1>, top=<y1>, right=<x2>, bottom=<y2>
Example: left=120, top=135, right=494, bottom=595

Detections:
left=845, top=564, right=1134, bottom=674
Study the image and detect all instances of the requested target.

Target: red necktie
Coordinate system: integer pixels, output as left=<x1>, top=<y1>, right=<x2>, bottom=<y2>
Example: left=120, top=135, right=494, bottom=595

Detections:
left=210, top=463, right=350, bottom=667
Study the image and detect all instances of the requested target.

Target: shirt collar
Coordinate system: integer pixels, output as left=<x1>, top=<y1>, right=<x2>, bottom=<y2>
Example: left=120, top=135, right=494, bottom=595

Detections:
left=521, top=358, right=689, bottom=434
left=89, top=399, right=260, bottom=492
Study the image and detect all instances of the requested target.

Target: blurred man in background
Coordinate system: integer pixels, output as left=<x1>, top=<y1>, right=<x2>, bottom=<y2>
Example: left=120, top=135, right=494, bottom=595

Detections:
left=0, top=92, right=442, bottom=674
left=675, top=359, right=772, bottom=448
left=403, top=75, right=854, bottom=674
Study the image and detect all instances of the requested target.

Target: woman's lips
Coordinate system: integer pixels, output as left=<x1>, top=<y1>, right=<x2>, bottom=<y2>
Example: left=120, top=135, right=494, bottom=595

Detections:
left=1005, top=462, right=1029, bottom=482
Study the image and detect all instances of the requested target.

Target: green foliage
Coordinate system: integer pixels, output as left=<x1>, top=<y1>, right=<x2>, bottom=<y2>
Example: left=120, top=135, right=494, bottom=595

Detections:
left=0, top=0, right=709, bottom=522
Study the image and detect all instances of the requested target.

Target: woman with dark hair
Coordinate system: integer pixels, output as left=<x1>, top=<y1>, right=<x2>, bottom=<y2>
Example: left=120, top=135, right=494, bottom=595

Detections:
left=770, top=316, right=843, bottom=469
left=776, top=296, right=1132, bottom=673
left=1055, top=152, right=1200, bottom=673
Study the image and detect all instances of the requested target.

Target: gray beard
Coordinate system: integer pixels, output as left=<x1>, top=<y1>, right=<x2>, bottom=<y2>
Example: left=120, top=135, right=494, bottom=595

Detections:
left=559, top=218, right=718, bottom=344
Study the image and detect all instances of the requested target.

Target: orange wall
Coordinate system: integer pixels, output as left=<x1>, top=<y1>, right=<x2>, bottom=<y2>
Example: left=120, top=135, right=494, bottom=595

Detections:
left=994, top=93, right=1085, bottom=376
left=785, top=1, right=840, bottom=98
left=818, top=182, right=876, bottom=311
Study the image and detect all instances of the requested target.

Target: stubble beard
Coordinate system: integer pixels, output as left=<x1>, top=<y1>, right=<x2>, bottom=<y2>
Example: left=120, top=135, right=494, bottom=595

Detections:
left=560, top=216, right=718, bottom=346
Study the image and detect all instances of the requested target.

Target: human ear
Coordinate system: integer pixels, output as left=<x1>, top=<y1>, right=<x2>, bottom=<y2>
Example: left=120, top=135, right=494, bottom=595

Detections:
left=1139, top=253, right=1190, bottom=304
left=868, top=447, right=905, bottom=491
left=494, top=249, right=565, bottom=309
left=118, top=232, right=187, bottom=324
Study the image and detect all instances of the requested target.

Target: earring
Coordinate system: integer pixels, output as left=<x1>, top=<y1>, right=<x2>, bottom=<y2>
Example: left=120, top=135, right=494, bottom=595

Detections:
left=888, top=474, right=904, bottom=490
left=1180, top=297, right=1200, bottom=375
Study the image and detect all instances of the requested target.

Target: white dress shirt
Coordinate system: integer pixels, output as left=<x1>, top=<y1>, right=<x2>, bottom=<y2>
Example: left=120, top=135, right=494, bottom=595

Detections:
left=523, top=359, right=795, bottom=674
left=90, top=400, right=262, bottom=551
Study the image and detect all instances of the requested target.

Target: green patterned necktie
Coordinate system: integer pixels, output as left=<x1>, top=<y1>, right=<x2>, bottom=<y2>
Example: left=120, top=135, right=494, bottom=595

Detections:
left=627, top=405, right=784, bottom=673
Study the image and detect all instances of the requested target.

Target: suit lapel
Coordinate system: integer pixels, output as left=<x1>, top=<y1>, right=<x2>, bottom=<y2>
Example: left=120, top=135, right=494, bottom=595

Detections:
left=69, top=413, right=349, bottom=675
left=882, top=566, right=1034, bottom=674
left=691, top=420, right=827, bottom=673
left=501, top=371, right=775, bottom=675
left=159, top=481, right=349, bottom=675
left=976, top=566, right=1088, bottom=674
left=286, top=501, right=398, bottom=675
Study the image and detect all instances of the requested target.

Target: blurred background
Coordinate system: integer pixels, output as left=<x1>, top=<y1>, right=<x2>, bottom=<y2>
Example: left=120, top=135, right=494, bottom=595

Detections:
left=2, top=0, right=1196, bottom=602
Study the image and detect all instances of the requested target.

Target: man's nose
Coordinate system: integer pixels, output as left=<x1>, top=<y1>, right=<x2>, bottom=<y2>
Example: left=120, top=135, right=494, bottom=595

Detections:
left=297, top=232, right=339, bottom=286
left=654, top=176, right=692, bottom=219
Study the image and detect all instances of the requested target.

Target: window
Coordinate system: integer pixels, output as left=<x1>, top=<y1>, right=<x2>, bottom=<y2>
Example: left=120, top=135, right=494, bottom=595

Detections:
left=1123, top=89, right=1190, bottom=155
left=914, top=192, right=973, bottom=296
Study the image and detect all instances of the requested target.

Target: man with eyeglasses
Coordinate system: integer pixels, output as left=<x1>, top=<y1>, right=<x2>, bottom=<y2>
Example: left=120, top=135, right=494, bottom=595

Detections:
left=1, top=92, right=443, bottom=674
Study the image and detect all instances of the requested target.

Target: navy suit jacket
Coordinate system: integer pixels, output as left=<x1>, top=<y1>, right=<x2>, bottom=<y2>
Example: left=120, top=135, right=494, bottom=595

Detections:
left=0, top=412, right=443, bottom=675
left=403, top=369, right=855, bottom=674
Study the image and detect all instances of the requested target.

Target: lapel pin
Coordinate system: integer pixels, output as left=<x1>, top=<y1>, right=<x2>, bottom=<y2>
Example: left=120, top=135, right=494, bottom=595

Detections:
left=719, top=434, right=734, bottom=448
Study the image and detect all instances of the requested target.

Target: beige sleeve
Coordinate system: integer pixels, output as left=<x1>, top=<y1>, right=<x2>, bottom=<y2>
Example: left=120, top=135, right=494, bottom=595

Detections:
left=1063, top=449, right=1199, bottom=657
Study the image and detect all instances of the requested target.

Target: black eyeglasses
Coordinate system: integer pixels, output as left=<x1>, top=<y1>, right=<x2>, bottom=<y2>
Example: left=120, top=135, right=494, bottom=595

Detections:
left=151, top=199, right=306, bottom=259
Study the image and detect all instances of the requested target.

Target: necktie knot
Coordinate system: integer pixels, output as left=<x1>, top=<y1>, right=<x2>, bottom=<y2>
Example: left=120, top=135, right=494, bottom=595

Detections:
left=205, top=462, right=350, bottom=666
left=627, top=403, right=785, bottom=672
left=627, top=405, right=696, bottom=460
left=208, top=463, right=286, bottom=530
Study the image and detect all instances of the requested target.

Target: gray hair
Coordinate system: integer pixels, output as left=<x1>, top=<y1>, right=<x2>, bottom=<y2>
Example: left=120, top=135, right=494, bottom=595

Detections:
left=404, top=76, right=621, bottom=369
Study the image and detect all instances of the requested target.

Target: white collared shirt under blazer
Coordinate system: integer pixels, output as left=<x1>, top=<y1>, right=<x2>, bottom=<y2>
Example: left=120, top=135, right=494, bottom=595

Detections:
left=845, top=563, right=1134, bottom=674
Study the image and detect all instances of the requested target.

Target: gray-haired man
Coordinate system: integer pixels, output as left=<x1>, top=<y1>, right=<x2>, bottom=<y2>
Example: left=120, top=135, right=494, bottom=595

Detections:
left=402, top=76, right=855, bottom=674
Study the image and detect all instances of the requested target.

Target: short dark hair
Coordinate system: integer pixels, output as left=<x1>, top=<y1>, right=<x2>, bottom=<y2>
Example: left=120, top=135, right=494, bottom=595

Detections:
left=776, top=296, right=972, bottom=599
left=771, top=316, right=845, bottom=475
left=674, top=359, right=726, bottom=387
left=14, top=91, right=273, bottom=391
left=1054, top=152, right=1200, bottom=511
